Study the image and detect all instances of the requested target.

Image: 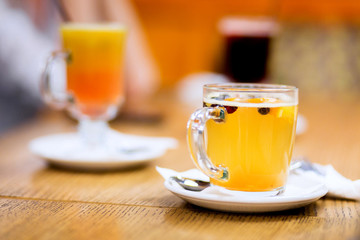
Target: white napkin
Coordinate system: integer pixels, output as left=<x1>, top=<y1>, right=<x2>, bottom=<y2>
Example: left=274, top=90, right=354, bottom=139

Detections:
left=293, top=163, right=360, bottom=201
left=156, top=163, right=360, bottom=201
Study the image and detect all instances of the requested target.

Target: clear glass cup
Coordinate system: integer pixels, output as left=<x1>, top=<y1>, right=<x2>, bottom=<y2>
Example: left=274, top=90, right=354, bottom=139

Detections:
left=187, top=83, right=298, bottom=196
left=41, top=23, right=126, bottom=148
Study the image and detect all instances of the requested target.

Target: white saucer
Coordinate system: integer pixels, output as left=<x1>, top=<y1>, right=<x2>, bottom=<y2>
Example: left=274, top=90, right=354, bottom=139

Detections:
left=164, top=173, right=328, bottom=213
left=29, top=131, right=177, bottom=171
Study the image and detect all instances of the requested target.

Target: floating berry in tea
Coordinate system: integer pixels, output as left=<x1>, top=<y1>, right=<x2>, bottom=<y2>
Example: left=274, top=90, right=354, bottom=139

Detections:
left=210, top=104, right=237, bottom=114
left=225, top=106, right=237, bottom=114
left=258, top=107, right=270, bottom=115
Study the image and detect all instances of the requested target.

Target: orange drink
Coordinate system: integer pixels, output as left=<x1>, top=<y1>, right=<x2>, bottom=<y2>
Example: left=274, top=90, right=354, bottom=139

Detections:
left=187, top=84, right=298, bottom=195
left=203, top=97, right=297, bottom=191
left=61, top=23, right=126, bottom=118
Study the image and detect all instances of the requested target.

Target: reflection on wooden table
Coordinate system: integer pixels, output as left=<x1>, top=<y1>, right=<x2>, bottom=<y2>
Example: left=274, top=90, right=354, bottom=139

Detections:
left=0, top=92, right=359, bottom=239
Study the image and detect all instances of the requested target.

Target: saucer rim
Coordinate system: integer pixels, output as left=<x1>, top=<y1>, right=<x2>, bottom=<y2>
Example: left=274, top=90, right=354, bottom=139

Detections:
left=164, top=179, right=328, bottom=203
left=164, top=179, right=328, bottom=212
left=44, top=157, right=156, bottom=170
left=28, top=132, right=170, bottom=170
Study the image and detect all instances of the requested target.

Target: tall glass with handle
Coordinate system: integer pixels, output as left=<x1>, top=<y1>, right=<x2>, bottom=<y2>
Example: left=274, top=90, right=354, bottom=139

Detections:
left=41, top=23, right=126, bottom=147
left=187, top=83, right=298, bottom=196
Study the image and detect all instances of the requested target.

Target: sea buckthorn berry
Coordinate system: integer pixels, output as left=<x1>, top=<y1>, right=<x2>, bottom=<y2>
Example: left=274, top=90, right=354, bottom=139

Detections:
left=225, top=106, right=238, bottom=114
left=210, top=104, right=237, bottom=114
left=258, top=107, right=270, bottom=115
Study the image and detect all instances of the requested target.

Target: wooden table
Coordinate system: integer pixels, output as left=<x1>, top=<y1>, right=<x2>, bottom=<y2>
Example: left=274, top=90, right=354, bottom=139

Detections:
left=0, top=94, right=359, bottom=240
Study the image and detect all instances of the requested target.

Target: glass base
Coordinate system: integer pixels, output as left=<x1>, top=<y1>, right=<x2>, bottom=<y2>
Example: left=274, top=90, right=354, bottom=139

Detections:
left=69, top=104, right=120, bottom=121
left=215, top=186, right=285, bottom=197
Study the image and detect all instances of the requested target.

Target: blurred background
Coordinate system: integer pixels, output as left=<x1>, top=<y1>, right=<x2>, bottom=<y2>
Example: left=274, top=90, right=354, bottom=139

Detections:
left=1, top=0, right=360, bottom=133
left=131, top=0, right=360, bottom=94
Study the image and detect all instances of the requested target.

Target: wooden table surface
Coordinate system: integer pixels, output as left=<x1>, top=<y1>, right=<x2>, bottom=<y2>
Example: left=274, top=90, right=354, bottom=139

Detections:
left=0, top=94, right=359, bottom=240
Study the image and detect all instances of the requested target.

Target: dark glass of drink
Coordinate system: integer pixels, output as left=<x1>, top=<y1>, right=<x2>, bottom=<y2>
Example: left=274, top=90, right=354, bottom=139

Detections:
left=219, top=17, right=277, bottom=83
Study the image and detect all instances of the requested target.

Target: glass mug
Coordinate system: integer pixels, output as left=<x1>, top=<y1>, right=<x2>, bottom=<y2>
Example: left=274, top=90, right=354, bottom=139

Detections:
left=41, top=23, right=126, bottom=146
left=187, top=84, right=298, bottom=196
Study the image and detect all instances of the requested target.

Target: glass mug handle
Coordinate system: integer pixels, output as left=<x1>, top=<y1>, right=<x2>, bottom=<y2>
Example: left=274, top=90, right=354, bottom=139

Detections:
left=40, top=50, right=73, bottom=109
left=187, top=107, right=229, bottom=181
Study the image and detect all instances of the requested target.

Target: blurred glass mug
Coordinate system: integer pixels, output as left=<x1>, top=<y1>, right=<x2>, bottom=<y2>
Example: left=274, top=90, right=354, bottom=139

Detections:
left=187, top=84, right=298, bottom=196
left=41, top=23, right=126, bottom=146
left=219, top=17, right=278, bottom=83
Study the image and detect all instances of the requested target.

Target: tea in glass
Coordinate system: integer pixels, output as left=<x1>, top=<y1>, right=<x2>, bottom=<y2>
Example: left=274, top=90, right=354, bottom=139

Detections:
left=203, top=96, right=297, bottom=191
left=188, top=84, right=298, bottom=195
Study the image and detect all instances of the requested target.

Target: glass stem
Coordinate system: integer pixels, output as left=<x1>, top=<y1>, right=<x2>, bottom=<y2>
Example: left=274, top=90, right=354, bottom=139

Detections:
left=78, top=119, right=109, bottom=148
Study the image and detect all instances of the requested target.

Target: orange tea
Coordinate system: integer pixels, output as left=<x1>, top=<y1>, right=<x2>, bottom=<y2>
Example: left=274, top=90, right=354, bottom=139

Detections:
left=61, top=23, right=126, bottom=118
left=187, top=84, right=298, bottom=195
left=203, top=97, right=297, bottom=191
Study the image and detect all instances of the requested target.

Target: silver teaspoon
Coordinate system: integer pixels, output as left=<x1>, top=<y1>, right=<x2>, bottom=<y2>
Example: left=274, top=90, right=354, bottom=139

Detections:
left=170, top=176, right=210, bottom=191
